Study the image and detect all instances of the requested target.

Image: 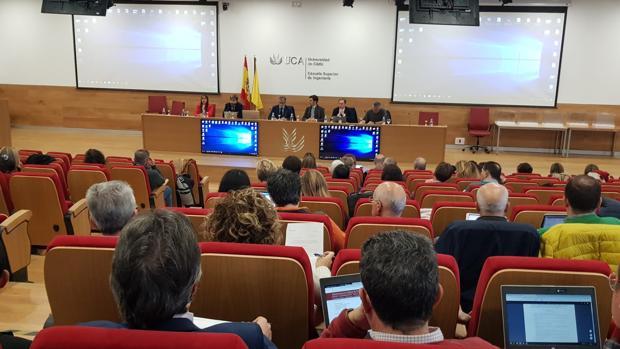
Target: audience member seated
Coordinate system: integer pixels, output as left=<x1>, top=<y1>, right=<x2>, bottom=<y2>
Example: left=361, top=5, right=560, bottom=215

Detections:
left=455, top=160, right=480, bottom=179
left=380, top=164, right=403, bottom=182
left=467, top=161, right=502, bottom=191
left=83, top=210, right=275, bottom=349
left=204, top=188, right=332, bottom=300
left=425, top=162, right=453, bottom=183
left=25, top=153, right=54, bottom=165
left=414, top=157, right=427, bottom=171
left=329, top=160, right=344, bottom=175
left=86, top=181, right=137, bottom=236
left=372, top=154, right=385, bottom=171
left=371, top=182, right=406, bottom=218
left=268, top=169, right=345, bottom=250
left=0, top=146, right=21, bottom=173
left=223, top=95, right=244, bottom=119
left=384, top=157, right=397, bottom=167
left=435, top=183, right=540, bottom=312
left=84, top=148, right=106, bottom=165
left=584, top=163, right=599, bottom=175
left=549, top=162, right=570, bottom=181
left=539, top=175, right=620, bottom=236
left=341, top=154, right=357, bottom=170
left=321, top=231, right=496, bottom=348
left=134, top=149, right=172, bottom=207
left=331, top=99, right=358, bottom=124
left=218, top=169, right=251, bottom=193
left=301, top=170, right=330, bottom=198
left=195, top=95, right=215, bottom=117
left=332, top=164, right=350, bottom=180
left=282, top=155, right=302, bottom=174
left=0, top=268, right=32, bottom=349
left=516, top=162, right=533, bottom=174
left=256, top=159, right=277, bottom=183
left=604, top=265, right=620, bottom=349
left=301, top=152, right=317, bottom=169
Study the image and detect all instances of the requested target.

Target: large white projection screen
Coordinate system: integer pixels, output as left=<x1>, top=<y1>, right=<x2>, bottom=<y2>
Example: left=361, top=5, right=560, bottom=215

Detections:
left=74, top=3, right=218, bottom=93
left=393, top=10, right=566, bottom=107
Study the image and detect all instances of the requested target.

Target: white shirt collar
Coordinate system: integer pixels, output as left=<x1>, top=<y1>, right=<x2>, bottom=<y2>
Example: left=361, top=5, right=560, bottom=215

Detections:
left=368, top=327, right=444, bottom=344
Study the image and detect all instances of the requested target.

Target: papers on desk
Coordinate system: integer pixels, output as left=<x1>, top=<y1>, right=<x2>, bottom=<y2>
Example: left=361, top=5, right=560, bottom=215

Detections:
left=540, top=123, right=565, bottom=129
left=516, top=121, right=539, bottom=127
left=566, top=122, right=589, bottom=128
left=592, top=123, right=615, bottom=129
left=194, top=316, right=229, bottom=329
left=285, top=222, right=324, bottom=260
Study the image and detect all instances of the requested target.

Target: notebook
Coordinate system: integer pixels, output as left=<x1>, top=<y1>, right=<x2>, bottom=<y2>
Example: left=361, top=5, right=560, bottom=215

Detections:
left=319, top=274, right=363, bottom=326
left=501, top=285, right=600, bottom=349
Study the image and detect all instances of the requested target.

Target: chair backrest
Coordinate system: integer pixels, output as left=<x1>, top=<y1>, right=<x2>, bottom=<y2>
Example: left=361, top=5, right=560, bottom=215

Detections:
left=22, top=163, right=69, bottom=198
left=506, top=194, right=539, bottom=217
left=430, top=202, right=478, bottom=237
left=549, top=195, right=565, bottom=206
left=326, top=178, right=355, bottom=193
left=205, top=192, right=228, bottom=209
left=148, top=95, right=168, bottom=113
left=19, top=149, right=42, bottom=157
left=0, top=172, right=12, bottom=214
left=195, top=242, right=313, bottom=349
left=469, top=108, right=490, bottom=130
left=468, top=256, right=612, bottom=347
left=327, top=188, right=350, bottom=217
left=418, top=111, right=439, bottom=125
left=167, top=207, right=211, bottom=241
left=44, top=236, right=120, bottom=325
left=182, top=159, right=202, bottom=204
left=300, top=196, right=347, bottom=229
left=155, top=160, right=178, bottom=207
left=345, top=216, right=433, bottom=249
left=524, top=187, right=565, bottom=205
left=244, top=110, right=260, bottom=120
left=413, top=183, right=459, bottom=203
left=331, top=248, right=361, bottom=276
left=10, top=172, right=70, bottom=246
left=354, top=198, right=420, bottom=219
left=67, top=165, right=110, bottom=202
left=504, top=181, right=538, bottom=194
left=31, top=326, right=248, bottom=349
left=110, top=165, right=152, bottom=211
left=170, top=100, right=185, bottom=115
left=455, top=178, right=480, bottom=191
left=0, top=209, right=32, bottom=275
left=510, top=204, right=566, bottom=227
left=406, top=176, right=433, bottom=193
left=277, top=212, right=335, bottom=252
left=420, top=190, right=474, bottom=209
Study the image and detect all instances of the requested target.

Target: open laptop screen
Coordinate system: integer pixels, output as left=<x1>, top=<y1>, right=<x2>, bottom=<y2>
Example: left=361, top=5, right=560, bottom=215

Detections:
left=541, top=214, right=567, bottom=229
left=320, top=274, right=363, bottom=326
left=502, top=286, right=600, bottom=349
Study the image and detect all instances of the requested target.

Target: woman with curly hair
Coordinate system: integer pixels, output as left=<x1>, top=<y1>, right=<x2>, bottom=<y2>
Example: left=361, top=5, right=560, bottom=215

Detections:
left=204, top=188, right=281, bottom=245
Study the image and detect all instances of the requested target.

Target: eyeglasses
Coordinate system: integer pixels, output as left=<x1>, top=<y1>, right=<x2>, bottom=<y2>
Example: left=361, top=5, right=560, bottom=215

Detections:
left=609, top=272, right=618, bottom=292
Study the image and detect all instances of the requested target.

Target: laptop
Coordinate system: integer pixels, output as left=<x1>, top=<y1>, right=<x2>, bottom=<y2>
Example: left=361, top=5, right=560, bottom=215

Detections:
left=319, top=274, right=363, bottom=326
left=466, top=212, right=480, bottom=221
left=541, top=214, right=567, bottom=229
left=501, top=285, right=601, bottom=349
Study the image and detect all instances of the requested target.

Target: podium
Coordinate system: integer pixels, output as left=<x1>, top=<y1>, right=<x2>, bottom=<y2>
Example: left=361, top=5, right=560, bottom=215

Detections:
left=0, top=99, right=11, bottom=147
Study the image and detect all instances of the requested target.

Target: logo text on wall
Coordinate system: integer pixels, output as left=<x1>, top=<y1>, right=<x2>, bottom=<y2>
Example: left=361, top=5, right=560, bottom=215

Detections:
left=269, top=53, right=340, bottom=82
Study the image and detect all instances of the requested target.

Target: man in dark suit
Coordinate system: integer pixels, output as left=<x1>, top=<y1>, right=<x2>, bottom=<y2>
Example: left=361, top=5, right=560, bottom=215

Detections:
left=362, top=102, right=391, bottom=125
left=268, top=96, right=296, bottom=121
left=302, top=95, right=325, bottom=122
left=435, top=183, right=539, bottom=313
left=223, top=95, right=244, bottom=119
left=331, top=98, right=358, bottom=123
left=82, top=210, right=276, bottom=349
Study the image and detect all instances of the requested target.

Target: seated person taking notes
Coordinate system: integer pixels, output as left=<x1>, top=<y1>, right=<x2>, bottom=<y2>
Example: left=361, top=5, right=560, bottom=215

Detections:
left=195, top=95, right=215, bottom=117
left=269, top=96, right=296, bottom=121
left=361, top=102, right=391, bottom=125
left=331, top=98, right=358, bottom=123
left=223, top=95, right=244, bottom=119
left=303, top=95, right=325, bottom=122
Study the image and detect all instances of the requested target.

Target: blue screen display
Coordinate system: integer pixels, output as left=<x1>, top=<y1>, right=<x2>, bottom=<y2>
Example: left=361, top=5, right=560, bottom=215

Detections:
left=319, top=125, right=380, bottom=161
left=201, top=119, right=258, bottom=156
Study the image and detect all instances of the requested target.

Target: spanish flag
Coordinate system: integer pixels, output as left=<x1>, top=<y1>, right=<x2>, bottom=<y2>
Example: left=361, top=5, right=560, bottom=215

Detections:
left=251, top=57, right=263, bottom=110
left=240, top=56, right=251, bottom=110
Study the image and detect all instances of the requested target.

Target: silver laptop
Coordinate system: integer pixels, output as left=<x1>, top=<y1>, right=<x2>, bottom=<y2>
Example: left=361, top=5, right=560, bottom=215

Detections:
left=319, top=274, right=363, bottom=326
left=501, top=285, right=601, bottom=349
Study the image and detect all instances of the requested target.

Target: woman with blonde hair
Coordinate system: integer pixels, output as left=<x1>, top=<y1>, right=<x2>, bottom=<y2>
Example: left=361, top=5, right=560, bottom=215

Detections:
left=455, top=160, right=480, bottom=179
left=301, top=170, right=330, bottom=197
left=204, top=188, right=281, bottom=245
left=256, top=158, right=277, bottom=182
left=0, top=147, right=21, bottom=174
left=301, top=152, right=317, bottom=169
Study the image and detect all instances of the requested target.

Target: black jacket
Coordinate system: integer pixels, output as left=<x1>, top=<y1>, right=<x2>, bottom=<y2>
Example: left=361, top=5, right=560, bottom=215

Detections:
left=269, top=105, right=296, bottom=121
left=331, top=107, right=358, bottom=124
left=223, top=102, right=244, bottom=119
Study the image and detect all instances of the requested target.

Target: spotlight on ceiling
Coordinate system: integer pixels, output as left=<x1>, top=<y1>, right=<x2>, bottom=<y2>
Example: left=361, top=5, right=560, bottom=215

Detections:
left=343, top=0, right=354, bottom=7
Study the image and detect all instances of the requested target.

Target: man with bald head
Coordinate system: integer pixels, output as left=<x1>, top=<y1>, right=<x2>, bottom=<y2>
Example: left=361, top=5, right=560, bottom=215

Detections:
left=436, top=183, right=539, bottom=313
left=371, top=182, right=407, bottom=218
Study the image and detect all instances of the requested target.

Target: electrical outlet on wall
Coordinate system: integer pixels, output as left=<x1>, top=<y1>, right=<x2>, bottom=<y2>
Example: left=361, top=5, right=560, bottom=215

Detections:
left=455, top=137, right=465, bottom=145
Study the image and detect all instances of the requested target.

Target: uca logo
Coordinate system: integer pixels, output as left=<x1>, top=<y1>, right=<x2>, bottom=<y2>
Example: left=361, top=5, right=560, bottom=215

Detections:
left=282, top=128, right=305, bottom=153
left=269, top=54, right=283, bottom=65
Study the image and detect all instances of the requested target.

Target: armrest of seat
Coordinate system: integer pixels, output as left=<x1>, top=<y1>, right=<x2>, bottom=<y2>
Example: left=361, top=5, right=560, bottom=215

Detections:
left=0, top=209, right=32, bottom=274
left=67, top=199, right=91, bottom=236
left=200, top=176, right=210, bottom=207
left=151, top=179, right=169, bottom=209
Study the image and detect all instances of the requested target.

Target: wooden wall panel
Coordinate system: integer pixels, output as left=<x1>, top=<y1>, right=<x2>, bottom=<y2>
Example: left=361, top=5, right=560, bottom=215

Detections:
left=1, top=84, right=619, bottom=151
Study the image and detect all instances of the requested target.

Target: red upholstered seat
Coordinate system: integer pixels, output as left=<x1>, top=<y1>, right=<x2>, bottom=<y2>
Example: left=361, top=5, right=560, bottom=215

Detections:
left=418, top=111, right=439, bottom=126
left=430, top=201, right=478, bottom=237
left=331, top=248, right=361, bottom=276
left=148, top=95, right=168, bottom=113
left=300, top=196, right=348, bottom=229
left=67, top=165, right=111, bottom=202
left=345, top=216, right=433, bottom=249
left=170, top=100, right=185, bottom=115
left=31, top=326, right=248, bottom=349
left=509, top=204, right=566, bottom=227
left=110, top=165, right=167, bottom=210
left=47, top=235, right=118, bottom=252
left=0, top=172, right=13, bottom=214
left=18, top=149, right=42, bottom=157
left=168, top=207, right=212, bottom=216
left=420, top=190, right=474, bottom=209
left=277, top=212, right=336, bottom=250
left=22, top=163, right=70, bottom=199
left=13, top=172, right=70, bottom=213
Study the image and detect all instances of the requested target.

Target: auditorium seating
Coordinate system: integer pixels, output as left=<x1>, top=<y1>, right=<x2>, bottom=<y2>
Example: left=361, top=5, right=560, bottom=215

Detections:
left=18, top=149, right=42, bottom=157
left=110, top=165, right=168, bottom=211
left=412, top=183, right=459, bottom=203
left=300, top=196, right=347, bottom=229
left=509, top=204, right=566, bottom=227
left=406, top=176, right=434, bottom=193
left=430, top=202, right=477, bottom=237
left=155, top=159, right=178, bottom=206
left=148, top=95, right=168, bottom=114
left=170, top=100, right=185, bottom=115
left=331, top=248, right=361, bottom=276
left=468, top=256, right=612, bottom=347
left=549, top=195, right=565, bottom=206
left=345, top=217, right=433, bottom=249
left=277, top=212, right=335, bottom=252
left=0, top=209, right=32, bottom=281
left=168, top=207, right=211, bottom=241
left=418, top=111, right=439, bottom=126
left=328, top=187, right=350, bottom=216
left=47, top=152, right=72, bottom=174
left=353, top=198, right=420, bottom=219
left=31, top=326, right=249, bottom=349
left=524, top=187, right=565, bottom=205
left=22, top=163, right=70, bottom=198
left=465, top=107, right=491, bottom=154
left=195, top=242, right=313, bottom=349
left=506, top=193, right=539, bottom=217
left=0, top=172, right=12, bottom=215
left=326, top=178, right=356, bottom=193
left=504, top=180, right=538, bottom=193
left=204, top=192, right=228, bottom=209
left=10, top=172, right=90, bottom=246
left=67, top=165, right=110, bottom=201
left=419, top=190, right=474, bottom=209
left=44, top=236, right=120, bottom=325
left=182, top=159, right=209, bottom=206
left=455, top=178, right=480, bottom=191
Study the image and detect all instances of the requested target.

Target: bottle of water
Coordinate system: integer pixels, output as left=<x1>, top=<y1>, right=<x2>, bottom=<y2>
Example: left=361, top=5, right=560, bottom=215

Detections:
left=429, top=118, right=434, bottom=127
left=271, top=112, right=275, bottom=120
left=162, top=107, right=166, bottom=115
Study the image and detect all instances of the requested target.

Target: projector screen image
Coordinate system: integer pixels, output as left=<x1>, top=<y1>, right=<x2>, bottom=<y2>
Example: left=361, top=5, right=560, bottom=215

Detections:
left=74, top=3, right=218, bottom=93
left=393, top=9, right=567, bottom=107
left=201, top=120, right=258, bottom=157
left=319, top=125, right=380, bottom=161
